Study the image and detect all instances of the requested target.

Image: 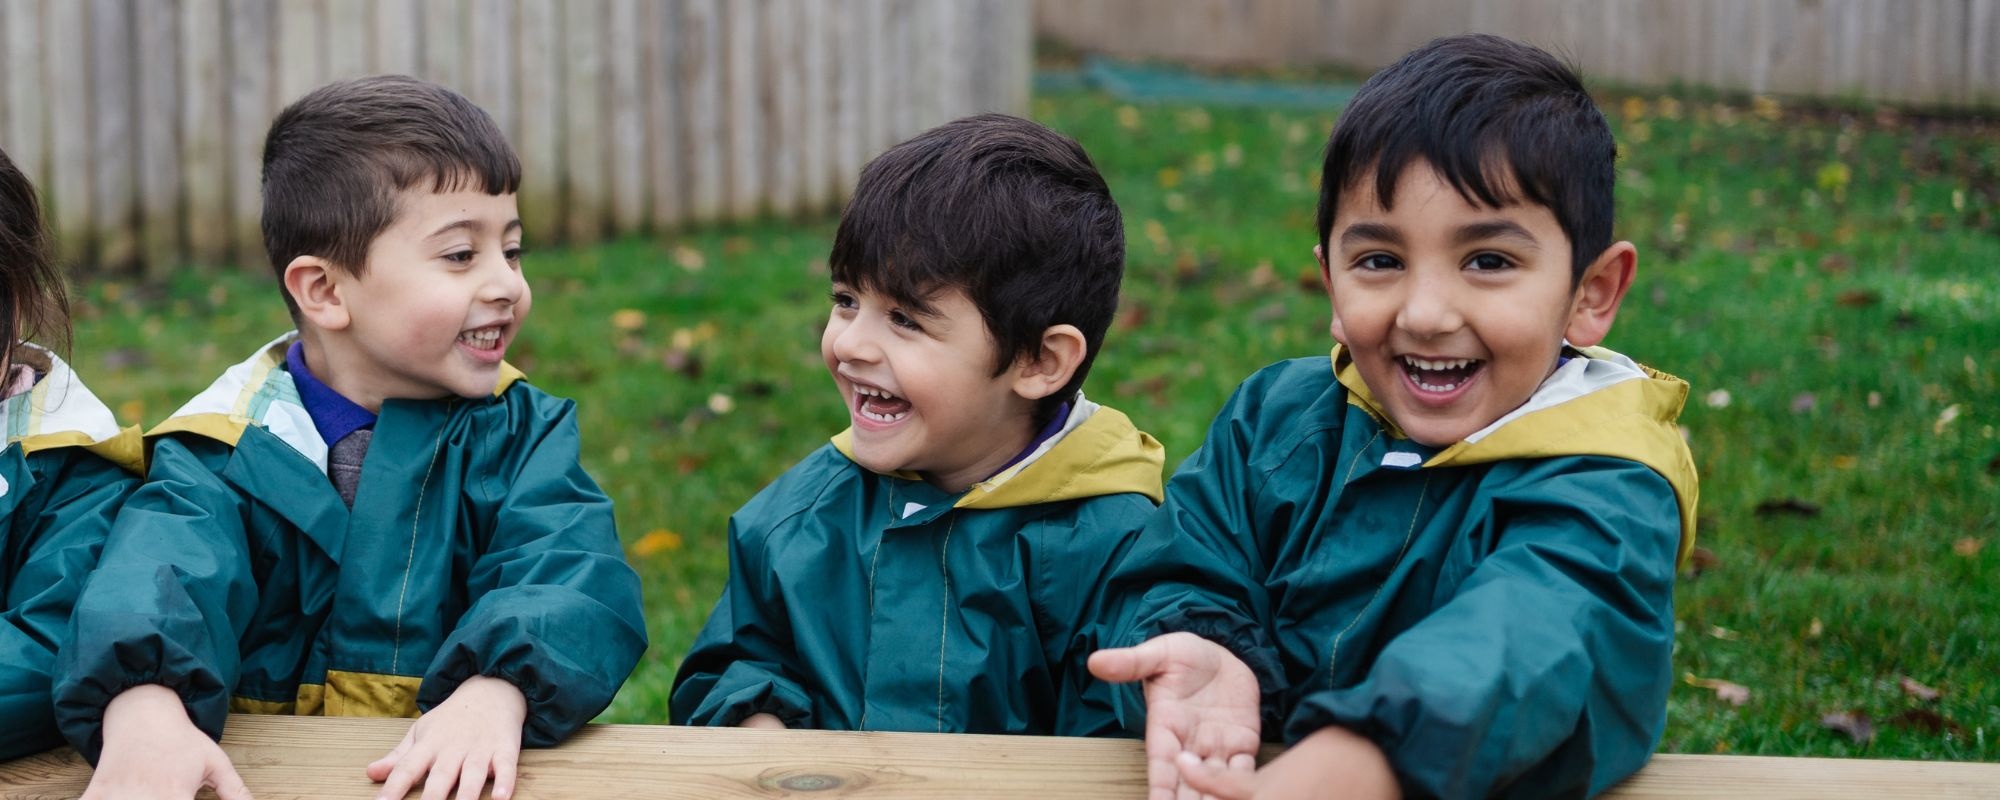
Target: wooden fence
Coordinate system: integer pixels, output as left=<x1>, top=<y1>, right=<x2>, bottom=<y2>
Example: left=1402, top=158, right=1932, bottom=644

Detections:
left=1037, top=0, right=2000, bottom=110
left=0, top=0, right=1031, bottom=275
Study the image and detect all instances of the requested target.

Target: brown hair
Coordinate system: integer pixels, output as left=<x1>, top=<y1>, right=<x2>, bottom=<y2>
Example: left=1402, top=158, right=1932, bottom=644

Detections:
left=0, top=147, right=71, bottom=361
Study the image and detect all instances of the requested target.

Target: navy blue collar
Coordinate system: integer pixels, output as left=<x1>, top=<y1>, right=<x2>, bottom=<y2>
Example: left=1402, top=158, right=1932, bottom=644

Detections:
left=285, top=341, right=377, bottom=445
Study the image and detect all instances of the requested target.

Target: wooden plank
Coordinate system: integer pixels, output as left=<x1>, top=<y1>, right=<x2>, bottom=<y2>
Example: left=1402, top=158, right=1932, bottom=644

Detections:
left=764, top=0, right=800, bottom=217
left=561, top=0, right=607, bottom=241
left=47, top=0, right=85, bottom=266
left=466, top=0, right=515, bottom=144
left=832, top=0, right=864, bottom=201
left=643, top=0, right=685, bottom=230
left=226, top=0, right=275, bottom=271
left=516, top=0, right=562, bottom=242
left=136, top=0, right=183, bottom=275
left=724, top=0, right=762, bottom=218
left=180, top=0, right=229, bottom=268
left=798, top=0, right=831, bottom=213
left=325, top=0, right=370, bottom=80
left=89, top=0, right=138, bottom=272
left=277, top=0, right=327, bottom=105
left=682, top=0, right=725, bottom=222
left=7, top=715, right=2000, bottom=799
left=371, top=0, right=421, bottom=75
left=864, top=0, right=891, bottom=159
left=4, top=0, right=48, bottom=206
left=606, top=0, right=646, bottom=231
left=1974, top=0, right=2000, bottom=107
left=422, top=0, right=465, bottom=90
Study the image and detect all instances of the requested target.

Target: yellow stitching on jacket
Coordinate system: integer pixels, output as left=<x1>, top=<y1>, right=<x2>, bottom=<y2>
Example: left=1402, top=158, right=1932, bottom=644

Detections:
left=936, top=515, right=956, bottom=733
left=390, top=409, right=450, bottom=673
left=1328, top=472, right=1429, bottom=689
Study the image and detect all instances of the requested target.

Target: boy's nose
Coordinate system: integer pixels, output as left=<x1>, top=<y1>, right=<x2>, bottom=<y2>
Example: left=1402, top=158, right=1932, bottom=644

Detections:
left=480, top=258, right=527, bottom=305
left=1395, top=273, right=1465, bottom=338
left=827, top=317, right=883, bottom=364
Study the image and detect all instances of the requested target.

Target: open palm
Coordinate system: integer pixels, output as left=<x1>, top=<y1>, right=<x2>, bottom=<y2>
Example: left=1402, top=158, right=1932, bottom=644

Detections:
left=1090, top=632, right=1261, bottom=800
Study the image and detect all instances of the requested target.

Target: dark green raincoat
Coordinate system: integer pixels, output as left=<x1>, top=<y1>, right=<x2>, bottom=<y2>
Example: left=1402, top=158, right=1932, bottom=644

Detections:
left=672, top=399, right=1163, bottom=735
left=1107, top=345, right=1698, bottom=799
left=0, top=346, right=142, bottom=759
left=53, top=334, right=646, bottom=761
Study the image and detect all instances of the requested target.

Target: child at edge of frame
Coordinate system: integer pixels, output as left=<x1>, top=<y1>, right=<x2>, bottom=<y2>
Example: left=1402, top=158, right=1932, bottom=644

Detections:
left=1088, top=33, right=1700, bottom=800
left=670, top=113, right=1167, bottom=737
left=52, top=75, right=647, bottom=800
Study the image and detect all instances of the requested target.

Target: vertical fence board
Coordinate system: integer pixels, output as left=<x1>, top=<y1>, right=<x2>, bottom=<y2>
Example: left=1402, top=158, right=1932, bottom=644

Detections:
left=371, top=0, right=420, bottom=75
left=561, top=0, right=606, bottom=241
left=724, top=0, right=762, bottom=218
left=833, top=0, right=864, bottom=201
left=181, top=0, right=228, bottom=266
left=516, top=0, right=562, bottom=242
left=89, top=0, right=137, bottom=271
left=48, top=0, right=87, bottom=265
left=645, top=0, right=685, bottom=229
left=276, top=0, right=326, bottom=104
left=799, top=0, right=832, bottom=212
left=864, top=0, right=891, bottom=158
left=607, top=0, right=646, bottom=231
left=226, top=0, right=273, bottom=270
left=423, top=0, right=465, bottom=89
left=137, top=0, right=182, bottom=273
left=326, top=0, right=369, bottom=79
left=1974, top=0, right=2000, bottom=106
left=467, top=0, right=516, bottom=145
left=5, top=0, right=48, bottom=193
left=682, top=0, right=724, bottom=222
left=765, top=0, right=800, bottom=217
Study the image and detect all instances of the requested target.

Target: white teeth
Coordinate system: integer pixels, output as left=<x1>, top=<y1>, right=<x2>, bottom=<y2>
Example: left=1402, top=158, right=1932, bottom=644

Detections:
left=458, top=328, right=501, bottom=348
left=852, top=384, right=899, bottom=400
left=1415, top=380, right=1461, bottom=392
left=858, top=408, right=909, bottom=423
left=1403, top=356, right=1475, bottom=371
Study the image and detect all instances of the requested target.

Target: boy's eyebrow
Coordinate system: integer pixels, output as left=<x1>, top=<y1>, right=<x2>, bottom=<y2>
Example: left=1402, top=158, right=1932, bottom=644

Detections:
left=1452, top=219, right=1540, bottom=249
left=1338, top=222, right=1405, bottom=250
left=425, top=217, right=524, bottom=239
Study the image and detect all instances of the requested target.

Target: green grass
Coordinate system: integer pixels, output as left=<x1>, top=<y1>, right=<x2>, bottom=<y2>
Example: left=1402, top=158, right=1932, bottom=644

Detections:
left=70, top=85, right=1997, bottom=761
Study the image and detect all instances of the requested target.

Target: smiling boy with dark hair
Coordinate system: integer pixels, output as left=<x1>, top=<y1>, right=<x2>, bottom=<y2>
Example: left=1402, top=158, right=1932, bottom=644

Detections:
left=1090, top=34, right=1699, bottom=799
left=671, top=113, right=1163, bottom=735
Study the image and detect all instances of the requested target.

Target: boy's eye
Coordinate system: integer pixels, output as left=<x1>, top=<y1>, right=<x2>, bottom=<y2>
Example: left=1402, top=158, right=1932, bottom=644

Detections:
left=1356, top=253, right=1402, bottom=271
left=887, top=310, right=923, bottom=331
left=444, top=250, right=475, bottom=264
left=1466, top=252, right=1513, bottom=271
left=829, top=291, right=856, bottom=309
left=504, top=246, right=525, bottom=264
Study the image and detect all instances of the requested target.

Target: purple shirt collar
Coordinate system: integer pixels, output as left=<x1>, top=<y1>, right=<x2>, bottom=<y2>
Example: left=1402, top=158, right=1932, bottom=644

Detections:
left=285, top=341, right=377, bottom=445
left=990, top=402, right=1071, bottom=478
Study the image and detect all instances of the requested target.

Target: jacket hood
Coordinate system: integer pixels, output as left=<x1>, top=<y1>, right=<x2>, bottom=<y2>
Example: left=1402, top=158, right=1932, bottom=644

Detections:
left=832, top=394, right=1165, bottom=509
left=146, top=331, right=526, bottom=473
left=2, top=342, right=143, bottom=474
left=1333, top=343, right=1700, bottom=566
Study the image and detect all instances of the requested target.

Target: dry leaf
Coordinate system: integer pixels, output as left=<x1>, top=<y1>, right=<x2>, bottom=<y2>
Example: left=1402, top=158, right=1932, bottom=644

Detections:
left=707, top=393, right=735, bottom=415
left=1704, top=389, right=1732, bottom=408
left=1755, top=498, right=1821, bottom=518
left=1686, top=546, right=1721, bottom=577
left=1899, top=677, right=1942, bottom=702
left=1867, top=391, right=1883, bottom=408
left=1933, top=404, right=1961, bottom=434
left=1707, top=625, right=1740, bottom=641
left=672, top=245, right=706, bottom=271
left=1683, top=674, right=1751, bottom=707
left=1954, top=537, right=1985, bottom=557
left=1885, top=708, right=1966, bottom=737
left=1835, top=289, right=1879, bottom=307
left=1790, top=393, right=1817, bottom=414
left=610, top=308, right=646, bottom=332
left=1806, top=617, right=1825, bottom=638
left=630, top=529, right=683, bottom=557
left=1820, top=710, right=1874, bottom=743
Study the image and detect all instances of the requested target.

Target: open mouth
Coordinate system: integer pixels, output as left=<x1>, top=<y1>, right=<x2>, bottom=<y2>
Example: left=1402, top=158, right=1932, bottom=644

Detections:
left=852, top=382, right=912, bottom=424
left=1399, top=355, right=1484, bottom=393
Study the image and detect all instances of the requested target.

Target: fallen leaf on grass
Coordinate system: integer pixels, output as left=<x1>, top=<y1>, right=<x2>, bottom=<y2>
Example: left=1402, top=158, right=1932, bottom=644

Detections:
left=1685, top=546, right=1720, bottom=577
left=1704, top=389, right=1732, bottom=408
left=1835, top=289, right=1879, bottom=307
left=1790, top=393, right=1817, bottom=414
left=1683, top=674, right=1751, bottom=707
left=1885, top=708, right=1966, bottom=737
left=672, top=245, right=706, bottom=271
left=1933, top=404, right=1961, bottom=434
left=706, top=393, right=735, bottom=415
left=1954, top=537, right=1985, bottom=557
left=1818, top=252, right=1852, bottom=274
left=1754, top=498, right=1821, bottom=517
left=630, top=529, right=683, bottom=557
left=662, top=347, right=703, bottom=379
left=1707, top=625, right=1740, bottom=641
left=1821, top=710, right=1874, bottom=743
left=1899, top=677, right=1942, bottom=702
left=610, top=308, right=647, bottom=331
left=1806, top=617, right=1824, bottom=639
left=1295, top=267, right=1323, bottom=293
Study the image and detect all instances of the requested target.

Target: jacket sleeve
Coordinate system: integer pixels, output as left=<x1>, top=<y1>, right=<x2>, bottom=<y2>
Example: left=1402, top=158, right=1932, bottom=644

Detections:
left=1098, top=380, right=1288, bottom=732
left=0, top=450, right=135, bottom=760
left=1284, top=458, right=1682, bottom=799
left=418, top=400, right=647, bottom=748
left=668, top=502, right=814, bottom=728
left=52, top=437, right=259, bottom=763
left=1043, top=497, right=1154, bottom=738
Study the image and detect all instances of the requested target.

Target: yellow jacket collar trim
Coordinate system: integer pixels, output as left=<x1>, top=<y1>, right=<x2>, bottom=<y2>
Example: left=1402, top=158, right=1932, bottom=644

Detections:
left=3, top=343, right=145, bottom=474
left=831, top=396, right=1165, bottom=508
left=148, top=331, right=528, bottom=469
left=1333, top=343, right=1700, bottom=567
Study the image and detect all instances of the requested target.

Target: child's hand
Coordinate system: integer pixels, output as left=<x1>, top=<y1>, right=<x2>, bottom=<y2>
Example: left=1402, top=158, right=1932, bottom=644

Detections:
left=1089, top=632, right=1261, bottom=800
left=739, top=713, right=787, bottom=729
left=367, top=675, right=527, bottom=800
left=1175, top=726, right=1399, bottom=800
left=83, top=684, right=253, bottom=800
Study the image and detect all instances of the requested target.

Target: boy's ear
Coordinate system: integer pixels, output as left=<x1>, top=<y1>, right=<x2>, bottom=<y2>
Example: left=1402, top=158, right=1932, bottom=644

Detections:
left=1564, top=241, right=1637, bottom=347
left=1315, top=244, right=1348, bottom=344
left=283, top=256, right=352, bottom=332
left=1011, top=324, right=1087, bottom=401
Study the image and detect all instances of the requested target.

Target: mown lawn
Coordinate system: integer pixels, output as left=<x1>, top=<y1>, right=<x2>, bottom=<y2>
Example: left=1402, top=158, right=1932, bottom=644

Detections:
left=71, top=80, right=1997, bottom=761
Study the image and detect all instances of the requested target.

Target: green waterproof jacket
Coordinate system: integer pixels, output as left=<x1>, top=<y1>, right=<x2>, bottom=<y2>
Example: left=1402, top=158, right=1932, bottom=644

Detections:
left=672, top=397, right=1164, bottom=735
left=1107, top=345, right=1698, bottom=799
left=53, top=333, right=646, bottom=761
left=0, top=345, right=142, bottom=759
